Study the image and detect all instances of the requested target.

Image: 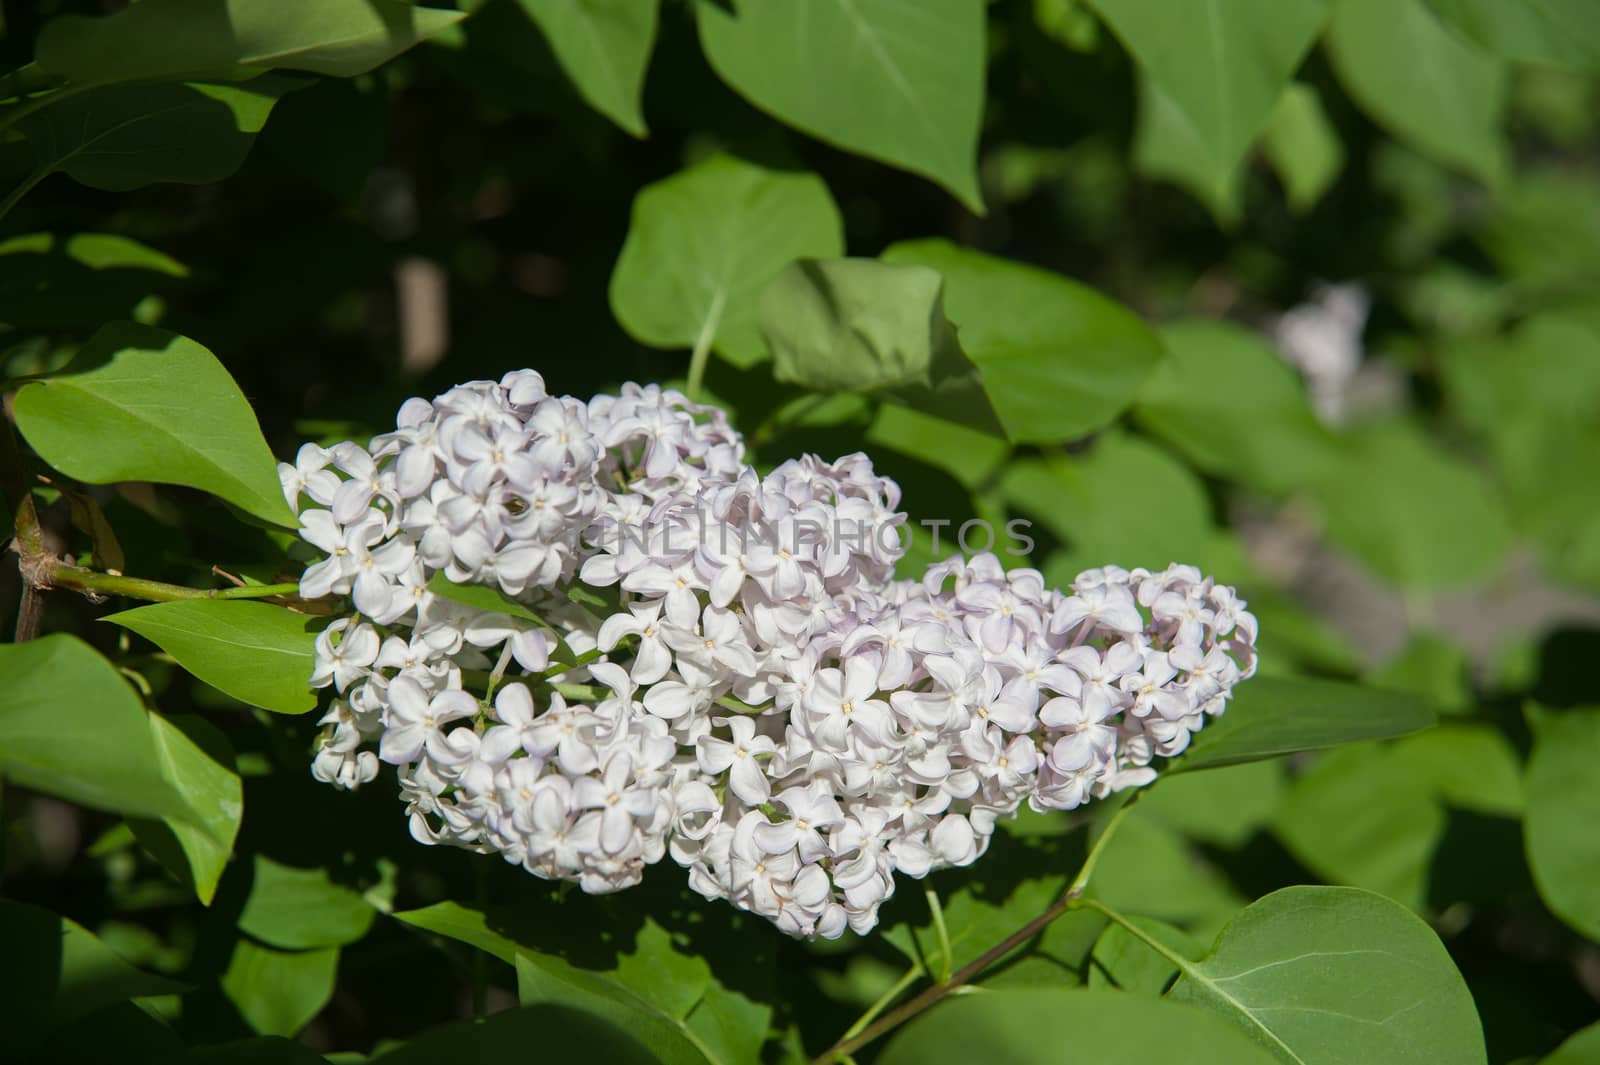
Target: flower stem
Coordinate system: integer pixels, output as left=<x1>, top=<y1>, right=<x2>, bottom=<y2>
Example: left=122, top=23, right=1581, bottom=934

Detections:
left=40, top=562, right=308, bottom=604
left=839, top=962, right=925, bottom=1043
left=685, top=288, right=726, bottom=404
left=926, top=888, right=953, bottom=983
left=808, top=790, right=1146, bottom=1064
left=811, top=890, right=1086, bottom=1064
left=0, top=167, right=48, bottom=226
left=1068, top=790, right=1141, bottom=896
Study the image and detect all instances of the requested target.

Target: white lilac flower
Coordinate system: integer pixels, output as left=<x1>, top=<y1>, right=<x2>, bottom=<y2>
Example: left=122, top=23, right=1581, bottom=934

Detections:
left=289, top=375, right=1260, bottom=937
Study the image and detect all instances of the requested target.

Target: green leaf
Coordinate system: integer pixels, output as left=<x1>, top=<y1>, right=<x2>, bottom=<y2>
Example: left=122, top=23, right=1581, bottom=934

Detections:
left=516, top=953, right=721, bottom=1065
left=1326, top=0, right=1507, bottom=187
left=881, top=239, right=1165, bottom=442
left=1134, top=320, right=1337, bottom=496
left=1083, top=807, right=1248, bottom=933
left=1087, top=916, right=1202, bottom=995
left=866, top=403, right=1009, bottom=490
left=1310, top=423, right=1511, bottom=589
left=1002, top=432, right=1211, bottom=578
left=1391, top=725, right=1523, bottom=818
left=1440, top=314, right=1600, bottom=590
left=392, top=899, right=525, bottom=965
left=1480, top=171, right=1600, bottom=291
left=395, top=901, right=771, bottom=1065
left=104, top=601, right=319, bottom=714
left=181, top=1037, right=328, bottom=1065
left=0, top=635, right=197, bottom=824
left=696, top=0, right=986, bottom=211
left=15, top=77, right=302, bottom=192
left=426, top=571, right=550, bottom=627
left=1524, top=707, right=1600, bottom=942
left=878, top=988, right=1281, bottom=1065
left=220, top=940, right=338, bottom=1037
left=884, top=871, right=1063, bottom=979
left=237, top=856, right=376, bottom=950
left=1087, top=0, right=1328, bottom=219
left=130, top=714, right=243, bottom=905
left=370, top=1004, right=663, bottom=1064
left=1262, top=82, right=1344, bottom=213
left=1137, top=759, right=1287, bottom=849
left=36, top=0, right=465, bottom=84
left=1273, top=743, right=1445, bottom=911
left=1172, top=676, right=1436, bottom=773
left=1132, top=72, right=1242, bottom=224
left=762, top=258, right=954, bottom=392
left=759, top=258, right=1003, bottom=436
left=609, top=153, right=843, bottom=368
left=519, top=0, right=658, bottom=136
left=0, top=232, right=187, bottom=332
left=0, top=900, right=187, bottom=1037
left=1275, top=727, right=1524, bottom=909
left=1539, top=1021, right=1600, bottom=1065
left=1365, top=633, right=1473, bottom=717
left=1168, top=886, right=1488, bottom=1065
left=14, top=322, right=295, bottom=528
left=1428, top=0, right=1600, bottom=72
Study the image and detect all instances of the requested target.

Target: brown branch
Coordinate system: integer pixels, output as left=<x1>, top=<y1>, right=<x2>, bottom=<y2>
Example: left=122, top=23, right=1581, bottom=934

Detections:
left=808, top=890, right=1084, bottom=1064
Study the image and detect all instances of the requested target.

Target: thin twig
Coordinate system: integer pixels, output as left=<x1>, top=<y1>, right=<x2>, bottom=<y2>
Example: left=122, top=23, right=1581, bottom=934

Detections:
left=810, top=890, right=1086, bottom=1064
left=808, top=791, right=1145, bottom=1063
left=38, top=562, right=319, bottom=608
left=13, top=583, right=41, bottom=641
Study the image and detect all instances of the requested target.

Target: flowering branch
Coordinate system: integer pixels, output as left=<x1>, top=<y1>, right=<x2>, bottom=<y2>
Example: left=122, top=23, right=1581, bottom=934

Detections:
left=10, top=530, right=328, bottom=614
left=811, top=890, right=1088, bottom=1064
left=36, top=563, right=308, bottom=605
left=808, top=793, right=1144, bottom=1064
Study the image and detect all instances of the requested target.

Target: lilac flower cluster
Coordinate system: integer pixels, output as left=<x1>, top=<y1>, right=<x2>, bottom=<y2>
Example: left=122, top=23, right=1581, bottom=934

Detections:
left=286, top=372, right=1259, bottom=938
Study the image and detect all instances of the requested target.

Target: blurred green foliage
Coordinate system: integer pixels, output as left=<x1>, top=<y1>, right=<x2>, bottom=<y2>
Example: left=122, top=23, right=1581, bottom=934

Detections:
left=2, top=1, right=1599, bottom=1063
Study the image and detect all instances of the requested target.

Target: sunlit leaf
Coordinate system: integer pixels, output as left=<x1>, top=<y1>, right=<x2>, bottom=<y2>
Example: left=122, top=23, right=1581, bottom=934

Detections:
left=1262, top=82, right=1343, bottom=213
left=1002, top=432, right=1210, bottom=579
left=426, top=571, right=550, bottom=627
left=610, top=153, right=843, bottom=368
left=696, top=0, right=986, bottom=210
left=129, top=714, right=243, bottom=905
left=14, top=78, right=302, bottom=192
left=1326, top=0, right=1507, bottom=187
left=237, top=856, right=376, bottom=950
left=1169, top=886, right=1488, bottom=1064
left=1525, top=706, right=1600, bottom=942
left=519, top=0, right=658, bottom=136
left=104, top=601, right=319, bottom=714
left=1429, top=0, right=1600, bottom=72
left=395, top=900, right=771, bottom=1065
left=881, top=239, right=1164, bottom=442
left=0, top=635, right=196, bottom=824
left=14, top=322, right=296, bottom=528
left=1172, top=676, right=1435, bottom=773
left=1087, top=0, right=1327, bottom=221
left=220, top=940, right=338, bottom=1038
left=759, top=258, right=1003, bottom=436
left=1134, top=320, right=1337, bottom=496
left=879, top=988, right=1280, bottom=1065
left=1311, top=423, right=1512, bottom=589
left=1087, top=915, right=1201, bottom=995
left=36, top=0, right=465, bottom=84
